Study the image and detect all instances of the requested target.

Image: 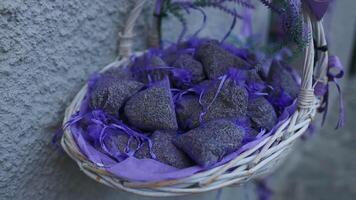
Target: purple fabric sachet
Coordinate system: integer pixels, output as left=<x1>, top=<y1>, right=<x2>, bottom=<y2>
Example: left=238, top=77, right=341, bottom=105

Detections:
left=124, top=77, right=178, bottom=131
left=63, top=37, right=302, bottom=182
left=90, top=75, right=143, bottom=116
left=173, top=119, right=245, bottom=167
left=302, top=0, right=330, bottom=20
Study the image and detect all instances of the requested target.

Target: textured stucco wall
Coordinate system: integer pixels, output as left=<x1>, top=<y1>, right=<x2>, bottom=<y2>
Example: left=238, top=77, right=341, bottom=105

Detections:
left=0, top=1, right=268, bottom=199
left=0, top=1, right=152, bottom=199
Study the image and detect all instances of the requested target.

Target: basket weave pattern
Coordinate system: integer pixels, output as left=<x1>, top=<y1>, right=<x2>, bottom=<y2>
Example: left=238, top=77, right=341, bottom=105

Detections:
left=61, top=0, right=328, bottom=197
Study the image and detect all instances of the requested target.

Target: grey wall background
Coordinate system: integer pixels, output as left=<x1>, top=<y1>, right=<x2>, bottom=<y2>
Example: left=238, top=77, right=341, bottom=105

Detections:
left=0, top=0, right=355, bottom=200
left=0, top=1, right=151, bottom=199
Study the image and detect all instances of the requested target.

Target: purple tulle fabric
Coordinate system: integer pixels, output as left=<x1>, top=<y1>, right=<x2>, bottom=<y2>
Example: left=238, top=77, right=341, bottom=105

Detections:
left=65, top=71, right=297, bottom=181
left=58, top=35, right=306, bottom=182
left=302, top=0, right=330, bottom=20
left=67, top=104, right=295, bottom=181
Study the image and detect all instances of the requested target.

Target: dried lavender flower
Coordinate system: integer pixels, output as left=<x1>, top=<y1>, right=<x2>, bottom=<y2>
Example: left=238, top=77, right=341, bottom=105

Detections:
left=132, top=55, right=170, bottom=84
left=173, top=119, right=245, bottom=167
left=90, top=76, right=144, bottom=116
left=124, top=78, right=178, bottom=131
left=267, top=59, right=299, bottom=98
left=248, top=97, right=277, bottom=131
left=103, top=131, right=139, bottom=154
left=195, top=42, right=251, bottom=79
left=200, top=79, right=248, bottom=122
left=135, top=130, right=194, bottom=169
left=175, top=94, right=203, bottom=130
left=172, top=54, right=206, bottom=84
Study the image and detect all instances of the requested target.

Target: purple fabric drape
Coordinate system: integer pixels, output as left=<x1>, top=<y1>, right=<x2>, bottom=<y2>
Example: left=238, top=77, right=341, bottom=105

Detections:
left=302, top=0, right=330, bottom=20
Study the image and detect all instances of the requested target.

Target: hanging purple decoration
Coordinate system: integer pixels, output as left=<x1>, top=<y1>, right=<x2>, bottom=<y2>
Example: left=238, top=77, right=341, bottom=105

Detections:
left=302, top=0, right=331, bottom=20
left=315, top=55, right=345, bottom=129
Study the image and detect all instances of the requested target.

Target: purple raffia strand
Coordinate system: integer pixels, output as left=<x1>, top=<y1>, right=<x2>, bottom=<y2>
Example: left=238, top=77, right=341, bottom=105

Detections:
left=173, top=83, right=207, bottom=104
left=220, top=8, right=237, bottom=43
left=111, top=122, right=157, bottom=159
left=173, top=87, right=196, bottom=102
left=196, top=68, right=255, bottom=120
left=99, top=126, right=113, bottom=157
left=64, top=109, right=157, bottom=160
left=199, top=75, right=228, bottom=122
left=315, top=55, right=345, bottom=129
left=198, top=87, right=206, bottom=122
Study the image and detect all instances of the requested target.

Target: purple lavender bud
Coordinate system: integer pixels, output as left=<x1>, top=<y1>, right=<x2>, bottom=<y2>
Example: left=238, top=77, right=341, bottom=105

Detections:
left=162, top=53, right=179, bottom=66
left=248, top=97, right=277, bottom=131
left=267, top=60, right=300, bottom=98
left=135, top=130, right=193, bottom=168
left=172, top=54, right=206, bottom=84
left=103, top=131, right=139, bottom=155
left=173, top=119, right=245, bottom=167
left=176, top=95, right=203, bottom=130
left=116, top=134, right=139, bottom=153
left=90, top=76, right=144, bottom=116
left=234, top=116, right=259, bottom=137
left=195, top=42, right=251, bottom=79
left=201, top=79, right=248, bottom=122
left=132, top=143, right=150, bottom=160
left=124, top=78, right=178, bottom=131
left=132, top=55, right=170, bottom=84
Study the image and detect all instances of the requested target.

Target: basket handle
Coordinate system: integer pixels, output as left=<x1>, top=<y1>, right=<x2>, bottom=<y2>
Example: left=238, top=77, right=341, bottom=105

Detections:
left=297, top=12, right=328, bottom=114
left=118, top=0, right=147, bottom=58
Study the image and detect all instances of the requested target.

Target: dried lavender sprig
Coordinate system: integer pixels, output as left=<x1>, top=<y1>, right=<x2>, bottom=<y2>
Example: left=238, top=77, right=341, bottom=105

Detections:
left=258, top=0, right=283, bottom=14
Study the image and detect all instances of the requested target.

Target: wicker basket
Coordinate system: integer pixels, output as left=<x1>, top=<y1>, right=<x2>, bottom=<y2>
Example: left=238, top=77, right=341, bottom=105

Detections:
left=61, top=0, right=328, bottom=197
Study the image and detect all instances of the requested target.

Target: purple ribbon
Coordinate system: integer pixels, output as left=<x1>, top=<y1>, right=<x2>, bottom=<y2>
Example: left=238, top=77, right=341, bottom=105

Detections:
left=302, top=0, right=330, bottom=20
left=315, top=55, right=345, bottom=129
